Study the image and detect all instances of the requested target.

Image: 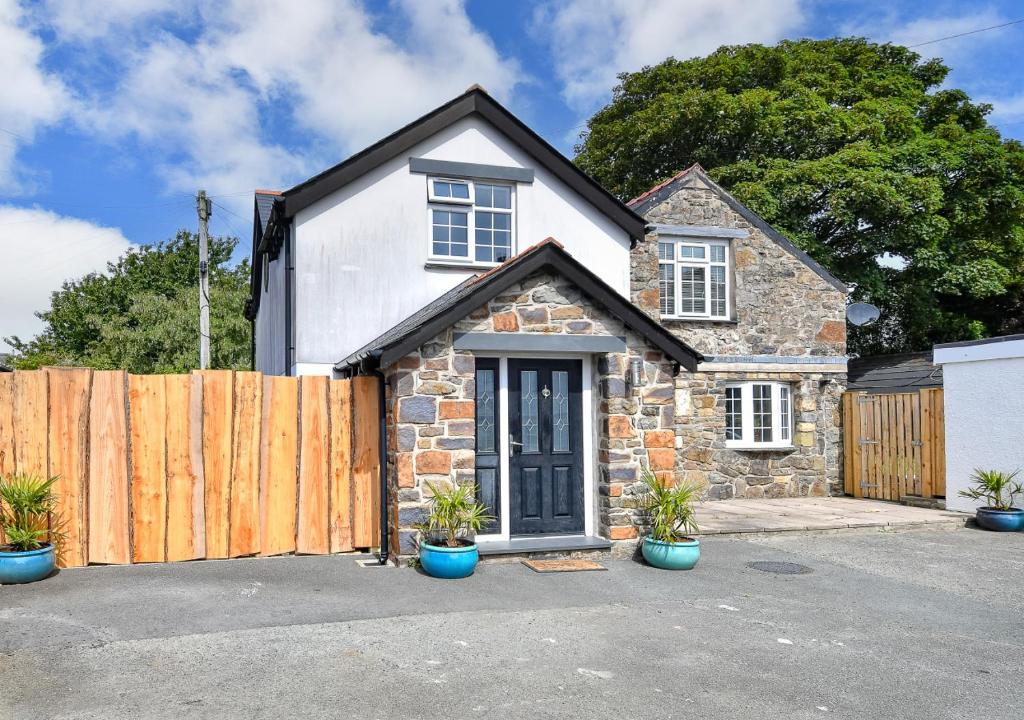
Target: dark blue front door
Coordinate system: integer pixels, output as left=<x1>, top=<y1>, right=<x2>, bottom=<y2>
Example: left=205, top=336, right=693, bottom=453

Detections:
left=508, top=359, right=584, bottom=535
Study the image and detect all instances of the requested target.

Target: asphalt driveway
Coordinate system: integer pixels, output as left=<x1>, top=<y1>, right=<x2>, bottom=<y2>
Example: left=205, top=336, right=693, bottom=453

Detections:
left=2, top=526, right=1022, bottom=719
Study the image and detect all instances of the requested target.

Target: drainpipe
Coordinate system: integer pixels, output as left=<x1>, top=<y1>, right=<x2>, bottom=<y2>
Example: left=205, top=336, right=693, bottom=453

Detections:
left=370, top=365, right=390, bottom=566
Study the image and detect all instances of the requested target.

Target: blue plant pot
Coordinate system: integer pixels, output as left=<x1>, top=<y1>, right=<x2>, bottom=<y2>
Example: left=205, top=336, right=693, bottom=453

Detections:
left=0, top=544, right=56, bottom=584
left=419, top=541, right=479, bottom=579
left=975, top=507, right=1024, bottom=532
left=642, top=536, right=700, bottom=570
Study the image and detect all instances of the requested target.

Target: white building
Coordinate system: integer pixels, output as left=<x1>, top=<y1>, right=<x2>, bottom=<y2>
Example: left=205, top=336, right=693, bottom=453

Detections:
left=934, top=334, right=1024, bottom=512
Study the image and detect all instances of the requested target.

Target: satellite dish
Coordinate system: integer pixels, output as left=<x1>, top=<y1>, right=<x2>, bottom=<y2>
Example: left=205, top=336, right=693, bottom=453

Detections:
left=846, top=302, right=880, bottom=327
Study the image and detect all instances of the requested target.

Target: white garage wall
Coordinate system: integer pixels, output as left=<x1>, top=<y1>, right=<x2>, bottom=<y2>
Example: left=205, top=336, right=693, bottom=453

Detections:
left=936, top=338, right=1024, bottom=512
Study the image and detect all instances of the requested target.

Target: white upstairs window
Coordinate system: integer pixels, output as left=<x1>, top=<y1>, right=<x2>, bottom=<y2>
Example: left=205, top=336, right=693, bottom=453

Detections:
left=724, top=382, right=793, bottom=449
left=657, top=237, right=730, bottom=320
left=428, top=177, right=514, bottom=265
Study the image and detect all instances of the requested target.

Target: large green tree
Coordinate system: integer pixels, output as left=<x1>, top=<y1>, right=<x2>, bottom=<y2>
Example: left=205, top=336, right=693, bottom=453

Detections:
left=6, top=231, right=251, bottom=373
left=576, top=38, right=1024, bottom=353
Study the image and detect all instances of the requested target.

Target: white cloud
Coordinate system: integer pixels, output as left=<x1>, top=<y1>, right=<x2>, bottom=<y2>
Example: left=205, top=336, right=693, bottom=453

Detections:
left=984, top=93, right=1024, bottom=127
left=45, top=0, right=523, bottom=213
left=873, top=9, right=1008, bottom=53
left=0, top=0, right=70, bottom=192
left=841, top=8, right=1013, bottom=70
left=533, top=0, right=805, bottom=112
left=0, top=206, right=133, bottom=349
left=40, top=0, right=184, bottom=41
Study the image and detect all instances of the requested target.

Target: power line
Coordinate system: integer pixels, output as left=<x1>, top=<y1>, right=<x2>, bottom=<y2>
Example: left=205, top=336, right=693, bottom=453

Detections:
left=907, top=17, right=1024, bottom=48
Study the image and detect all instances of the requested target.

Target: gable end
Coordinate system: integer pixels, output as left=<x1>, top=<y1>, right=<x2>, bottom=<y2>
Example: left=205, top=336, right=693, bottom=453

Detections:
left=630, top=165, right=848, bottom=293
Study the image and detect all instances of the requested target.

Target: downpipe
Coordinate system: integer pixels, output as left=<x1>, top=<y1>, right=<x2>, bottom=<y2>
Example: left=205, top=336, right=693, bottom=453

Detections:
left=371, top=368, right=389, bottom=566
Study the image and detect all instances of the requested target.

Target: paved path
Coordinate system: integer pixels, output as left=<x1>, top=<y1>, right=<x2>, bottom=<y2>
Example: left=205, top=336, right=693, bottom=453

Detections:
left=2, top=526, right=1022, bottom=719
left=694, top=497, right=968, bottom=535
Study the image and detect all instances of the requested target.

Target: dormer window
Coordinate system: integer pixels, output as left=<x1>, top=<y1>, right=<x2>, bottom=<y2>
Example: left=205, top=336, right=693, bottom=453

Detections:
left=658, top=236, right=730, bottom=320
left=428, top=177, right=514, bottom=266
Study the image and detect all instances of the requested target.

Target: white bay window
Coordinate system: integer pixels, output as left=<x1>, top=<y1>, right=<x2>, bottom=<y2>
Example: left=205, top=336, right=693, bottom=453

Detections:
left=428, top=177, right=514, bottom=265
left=724, top=382, right=793, bottom=449
left=658, top=237, right=730, bottom=319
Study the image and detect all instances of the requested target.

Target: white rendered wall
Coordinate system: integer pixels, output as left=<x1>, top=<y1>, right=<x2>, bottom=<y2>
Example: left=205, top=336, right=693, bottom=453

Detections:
left=291, top=115, right=633, bottom=369
left=939, top=353, right=1024, bottom=512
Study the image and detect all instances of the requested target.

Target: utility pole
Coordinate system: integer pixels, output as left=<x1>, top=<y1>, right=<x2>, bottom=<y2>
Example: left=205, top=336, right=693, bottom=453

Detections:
left=197, top=190, right=212, bottom=370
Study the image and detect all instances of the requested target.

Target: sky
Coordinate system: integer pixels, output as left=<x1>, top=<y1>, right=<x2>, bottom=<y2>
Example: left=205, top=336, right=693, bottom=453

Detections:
left=3, top=0, right=1024, bottom=350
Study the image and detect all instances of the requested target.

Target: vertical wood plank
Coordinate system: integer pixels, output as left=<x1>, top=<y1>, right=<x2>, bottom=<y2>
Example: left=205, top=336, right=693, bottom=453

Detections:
left=894, top=394, right=907, bottom=499
left=88, top=371, right=130, bottom=564
left=352, top=376, right=380, bottom=548
left=885, top=395, right=896, bottom=498
left=876, top=395, right=886, bottom=500
left=198, top=370, right=234, bottom=558
left=904, top=393, right=916, bottom=496
left=230, top=372, right=262, bottom=557
left=0, top=373, right=12, bottom=544
left=841, top=393, right=854, bottom=496
left=933, top=389, right=946, bottom=497
left=329, top=379, right=354, bottom=553
left=13, top=370, right=48, bottom=476
left=920, top=389, right=934, bottom=499
left=46, top=368, right=92, bottom=567
left=260, top=376, right=298, bottom=556
left=871, top=395, right=882, bottom=500
left=910, top=392, right=922, bottom=496
left=0, top=373, right=14, bottom=478
left=851, top=394, right=864, bottom=499
left=879, top=395, right=891, bottom=500
left=297, top=376, right=330, bottom=554
left=129, top=374, right=167, bottom=563
left=165, top=374, right=206, bottom=561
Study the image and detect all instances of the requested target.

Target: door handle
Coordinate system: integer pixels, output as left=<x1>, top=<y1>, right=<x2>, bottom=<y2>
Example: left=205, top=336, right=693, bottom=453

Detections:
left=509, top=434, right=523, bottom=449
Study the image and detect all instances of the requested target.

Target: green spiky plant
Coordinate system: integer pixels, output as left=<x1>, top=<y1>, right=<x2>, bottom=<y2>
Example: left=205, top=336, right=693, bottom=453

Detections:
left=0, top=474, right=65, bottom=556
left=641, top=470, right=700, bottom=543
left=419, top=481, right=495, bottom=548
left=958, top=469, right=1023, bottom=511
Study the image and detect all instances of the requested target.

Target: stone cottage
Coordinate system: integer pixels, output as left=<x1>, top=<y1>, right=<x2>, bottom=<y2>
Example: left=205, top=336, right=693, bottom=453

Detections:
left=248, top=87, right=848, bottom=560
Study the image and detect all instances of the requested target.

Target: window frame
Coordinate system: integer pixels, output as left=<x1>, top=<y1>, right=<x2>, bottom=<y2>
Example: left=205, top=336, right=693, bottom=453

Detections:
left=724, top=381, right=794, bottom=449
left=427, top=176, right=515, bottom=267
left=658, top=236, right=731, bottom=320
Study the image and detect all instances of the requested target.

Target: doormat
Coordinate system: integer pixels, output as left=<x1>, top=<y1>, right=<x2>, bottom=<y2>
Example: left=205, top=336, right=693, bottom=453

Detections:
left=522, top=559, right=607, bottom=573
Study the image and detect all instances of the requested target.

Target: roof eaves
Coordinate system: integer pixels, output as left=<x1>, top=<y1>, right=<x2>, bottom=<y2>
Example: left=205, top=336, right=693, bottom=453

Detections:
left=335, top=242, right=703, bottom=373
left=278, top=88, right=646, bottom=241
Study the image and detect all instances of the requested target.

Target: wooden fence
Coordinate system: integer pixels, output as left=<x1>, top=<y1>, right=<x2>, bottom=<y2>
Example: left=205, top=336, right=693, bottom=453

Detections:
left=0, top=368, right=380, bottom=567
left=842, top=388, right=945, bottom=501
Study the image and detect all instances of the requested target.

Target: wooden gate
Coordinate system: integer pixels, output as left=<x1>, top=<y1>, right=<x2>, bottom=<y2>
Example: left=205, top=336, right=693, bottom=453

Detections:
left=842, top=388, right=945, bottom=501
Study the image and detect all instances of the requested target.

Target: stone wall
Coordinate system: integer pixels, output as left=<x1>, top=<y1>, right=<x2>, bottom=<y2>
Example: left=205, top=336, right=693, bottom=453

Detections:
left=386, top=268, right=679, bottom=555
left=673, top=370, right=845, bottom=501
left=631, top=172, right=847, bottom=357
left=386, top=339, right=477, bottom=556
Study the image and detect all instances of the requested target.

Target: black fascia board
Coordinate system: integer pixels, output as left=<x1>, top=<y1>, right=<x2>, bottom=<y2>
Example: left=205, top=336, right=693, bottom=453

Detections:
left=356, top=244, right=701, bottom=371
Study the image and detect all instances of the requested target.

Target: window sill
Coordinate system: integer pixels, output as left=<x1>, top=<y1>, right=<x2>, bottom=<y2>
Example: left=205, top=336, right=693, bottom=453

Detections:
left=725, top=444, right=795, bottom=452
left=662, top=316, right=738, bottom=324
left=425, top=259, right=502, bottom=271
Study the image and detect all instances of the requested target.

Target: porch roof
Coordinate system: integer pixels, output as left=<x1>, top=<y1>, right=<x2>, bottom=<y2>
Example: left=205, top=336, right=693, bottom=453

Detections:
left=334, top=240, right=703, bottom=373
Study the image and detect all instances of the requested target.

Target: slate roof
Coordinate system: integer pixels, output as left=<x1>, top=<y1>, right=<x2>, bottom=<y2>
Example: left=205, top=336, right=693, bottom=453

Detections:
left=628, top=164, right=849, bottom=293
left=335, top=240, right=702, bottom=373
left=847, top=352, right=943, bottom=393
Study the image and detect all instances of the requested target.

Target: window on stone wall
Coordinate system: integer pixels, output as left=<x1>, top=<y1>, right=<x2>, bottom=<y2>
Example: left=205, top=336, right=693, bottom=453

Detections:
left=428, top=177, right=514, bottom=266
left=724, top=382, right=793, bottom=448
left=657, top=236, right=730, bottom=320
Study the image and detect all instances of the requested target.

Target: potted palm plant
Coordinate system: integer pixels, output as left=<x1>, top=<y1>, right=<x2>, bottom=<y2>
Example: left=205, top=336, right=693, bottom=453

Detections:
left=0, top=474, right=64, bottom=584
left=417, top=481, right=494, bottom=579
left=958, top=468, right=1024, bottom=532
left=640, top=470, right=701, bottom=570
